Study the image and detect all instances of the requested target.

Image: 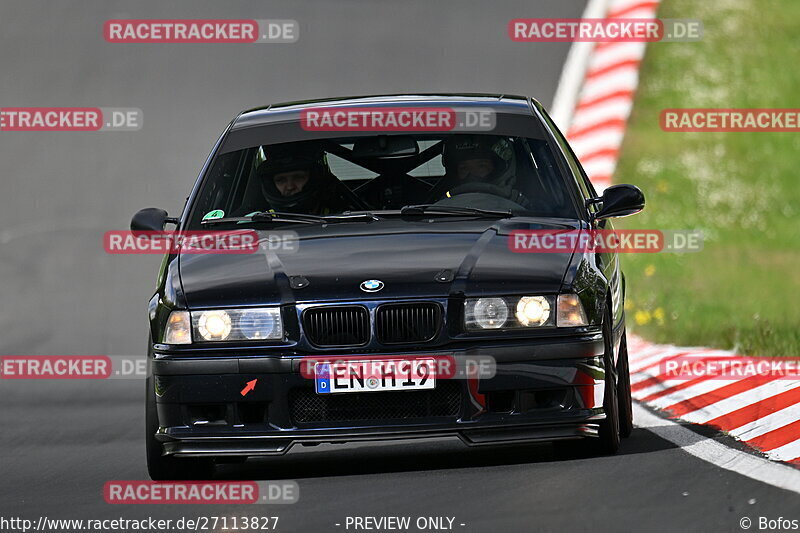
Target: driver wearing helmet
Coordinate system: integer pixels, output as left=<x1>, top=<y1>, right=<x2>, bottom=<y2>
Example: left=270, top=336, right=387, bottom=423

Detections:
left=440, top=135, right=530, bottom=208
left=254, top=142, right=347, bottom=215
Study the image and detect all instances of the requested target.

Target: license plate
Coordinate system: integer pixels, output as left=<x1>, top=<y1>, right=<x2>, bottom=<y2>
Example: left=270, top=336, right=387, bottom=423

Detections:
left=315, top=358, right=436, bottom=394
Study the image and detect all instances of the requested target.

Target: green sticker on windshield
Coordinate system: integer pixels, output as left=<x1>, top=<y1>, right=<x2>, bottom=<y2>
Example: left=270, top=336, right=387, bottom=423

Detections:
left=202, top=209, right=225, bottom=221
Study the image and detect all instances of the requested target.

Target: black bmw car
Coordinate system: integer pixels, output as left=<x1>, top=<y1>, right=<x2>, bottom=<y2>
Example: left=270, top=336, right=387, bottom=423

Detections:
left=134, top=94, right=645, bottom=480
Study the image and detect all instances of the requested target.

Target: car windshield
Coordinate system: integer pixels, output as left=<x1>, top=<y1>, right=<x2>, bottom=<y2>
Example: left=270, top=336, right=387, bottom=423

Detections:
left=186, top=133, right=578, bottom=228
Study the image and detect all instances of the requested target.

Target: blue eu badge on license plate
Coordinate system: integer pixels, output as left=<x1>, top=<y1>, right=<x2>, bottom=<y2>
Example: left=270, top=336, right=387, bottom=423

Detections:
left=315, top=363, right=332, bottom=394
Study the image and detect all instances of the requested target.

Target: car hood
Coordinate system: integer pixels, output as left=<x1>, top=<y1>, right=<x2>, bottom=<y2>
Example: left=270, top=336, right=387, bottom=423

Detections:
left=178, top=218, right=581, bottom=308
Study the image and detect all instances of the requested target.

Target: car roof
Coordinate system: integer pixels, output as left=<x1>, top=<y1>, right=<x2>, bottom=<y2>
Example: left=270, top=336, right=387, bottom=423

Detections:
left=231, top=93, right=543, bottom=130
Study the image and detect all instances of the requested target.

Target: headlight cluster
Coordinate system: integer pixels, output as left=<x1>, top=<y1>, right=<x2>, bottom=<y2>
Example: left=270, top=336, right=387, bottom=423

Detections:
left=163, top=308, right=283, bottom=344
left=464, top=294, right=588, bottom=330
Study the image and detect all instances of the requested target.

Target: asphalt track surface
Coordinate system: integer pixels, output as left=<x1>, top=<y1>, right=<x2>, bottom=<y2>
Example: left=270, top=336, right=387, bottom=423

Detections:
left=0, top=1, right=797, bottom=532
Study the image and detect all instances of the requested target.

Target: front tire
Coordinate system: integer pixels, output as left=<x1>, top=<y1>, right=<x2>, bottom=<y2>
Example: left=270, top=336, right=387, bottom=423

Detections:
left=617, top=330, right=634, bottom=438
left=590, top=308, right=621, bottom=455
left=595, top=362, right=621, bottom=454
left=555, top=308, right=621, bottom=458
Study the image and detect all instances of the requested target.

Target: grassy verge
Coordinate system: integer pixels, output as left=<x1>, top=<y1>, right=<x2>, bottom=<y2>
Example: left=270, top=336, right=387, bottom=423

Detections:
left=614, top=0, right=800, bottom=356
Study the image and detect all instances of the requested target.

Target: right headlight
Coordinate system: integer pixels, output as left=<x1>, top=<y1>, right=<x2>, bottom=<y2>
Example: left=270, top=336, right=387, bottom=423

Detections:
left=162, top=307, right=284, bottom=344
left=192, top=308, right=283, bottom=342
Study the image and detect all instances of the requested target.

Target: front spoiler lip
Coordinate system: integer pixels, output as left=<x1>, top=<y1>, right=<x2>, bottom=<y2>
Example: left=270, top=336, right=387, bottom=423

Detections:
left=157, top=415, right=605, bottom=457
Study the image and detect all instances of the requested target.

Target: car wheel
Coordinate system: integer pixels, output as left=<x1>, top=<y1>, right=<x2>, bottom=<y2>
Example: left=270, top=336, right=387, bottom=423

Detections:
left=617, top=330, right=634, bottom=438
left=591, top=308, right=621, bottom=455
left=146, top=377, right=215, bottom=481
left=555, top=309, right=620, bottom=459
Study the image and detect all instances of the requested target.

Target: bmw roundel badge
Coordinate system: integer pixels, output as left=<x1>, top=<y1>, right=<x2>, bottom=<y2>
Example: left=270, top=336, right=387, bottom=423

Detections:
left=360, top=279, right=384, bottom=292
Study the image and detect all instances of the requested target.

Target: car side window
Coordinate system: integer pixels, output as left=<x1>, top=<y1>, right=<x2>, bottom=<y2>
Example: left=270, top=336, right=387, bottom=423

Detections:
left=523, top=138, right=572, bottom=216
left=539, top=111, right=598, bottom=211
left=187, top=150, right=248, bottom=227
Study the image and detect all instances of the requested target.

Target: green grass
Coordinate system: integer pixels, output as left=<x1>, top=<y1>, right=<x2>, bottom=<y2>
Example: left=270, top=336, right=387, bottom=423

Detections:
left=614, top=0, right=800, bottom=356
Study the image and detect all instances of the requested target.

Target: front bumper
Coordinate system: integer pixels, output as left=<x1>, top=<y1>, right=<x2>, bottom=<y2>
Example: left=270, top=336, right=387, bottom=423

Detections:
left=151, top=334, right=608, bottom=457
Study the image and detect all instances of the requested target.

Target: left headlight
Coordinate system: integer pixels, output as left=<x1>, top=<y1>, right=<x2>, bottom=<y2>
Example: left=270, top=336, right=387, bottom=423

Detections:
left=464, top=294, right=589, bottom=331
left=190, top=307, right=283, bottom=342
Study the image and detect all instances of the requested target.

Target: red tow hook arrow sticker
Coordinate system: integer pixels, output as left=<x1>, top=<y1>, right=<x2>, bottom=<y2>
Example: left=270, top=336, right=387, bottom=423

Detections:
left=240, top=379, right=257, bottom=397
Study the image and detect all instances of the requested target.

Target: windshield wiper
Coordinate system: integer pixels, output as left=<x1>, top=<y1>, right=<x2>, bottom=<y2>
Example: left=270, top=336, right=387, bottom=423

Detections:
left=323, top=212, right=381, bottom=222
left=201, top=211, right=379, bottom=226
left=399, top=204, right=513, bottom=218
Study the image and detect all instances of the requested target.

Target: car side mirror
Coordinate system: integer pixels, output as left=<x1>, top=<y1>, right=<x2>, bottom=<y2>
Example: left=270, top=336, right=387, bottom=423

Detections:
left=591, top=184, right=645, bottom=220
left=131, top=208, right=178, bottom=234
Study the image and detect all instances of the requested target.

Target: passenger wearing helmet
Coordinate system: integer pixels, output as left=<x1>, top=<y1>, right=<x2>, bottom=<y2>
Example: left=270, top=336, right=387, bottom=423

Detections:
left=440, top=135, right=530, bottom=208
left=254, top=143, right=348, bottom=215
